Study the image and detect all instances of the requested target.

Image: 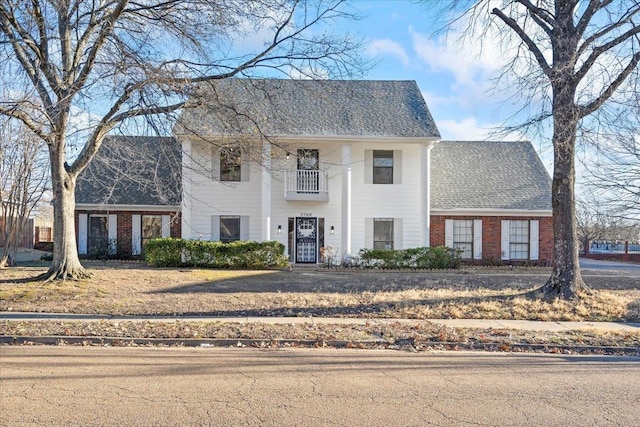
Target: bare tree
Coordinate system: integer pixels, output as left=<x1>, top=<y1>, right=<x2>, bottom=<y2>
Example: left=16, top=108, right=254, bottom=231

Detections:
left=575, top=197, right=613, bottom=254
left=432, top=0, right=640, bottom=299
left=0, top=117, right=49, bottom=267
left=0, top=0, right=363, bottom=280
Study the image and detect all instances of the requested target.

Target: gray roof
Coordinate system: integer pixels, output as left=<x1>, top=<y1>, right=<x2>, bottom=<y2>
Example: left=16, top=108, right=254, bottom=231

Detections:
left=176, top=79, right=440, bottom=139
left=76, top=136, right=181, bottom=206
left=431, top=141, right=552, bottom=211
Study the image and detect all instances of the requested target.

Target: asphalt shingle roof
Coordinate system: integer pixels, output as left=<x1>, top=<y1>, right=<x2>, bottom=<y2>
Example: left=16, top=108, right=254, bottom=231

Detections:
left=176, top=79, right=440, bottom=139
left=76, top=136, right=181, bottom=206
left=430, top=141, right=552, bottom=211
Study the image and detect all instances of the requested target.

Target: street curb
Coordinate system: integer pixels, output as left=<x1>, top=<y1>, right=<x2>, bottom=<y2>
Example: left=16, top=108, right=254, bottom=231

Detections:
left=2, top=335, right=639, bottom=355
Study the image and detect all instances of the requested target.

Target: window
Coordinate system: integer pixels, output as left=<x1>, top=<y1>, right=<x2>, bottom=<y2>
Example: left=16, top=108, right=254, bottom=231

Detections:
left=373, top=150, right=393, bottom=184
left=220, top=216, right=241, bottom=242
left=373, top=218, right=394, bottom=250
left=88, top=215, right=108, bottom=254
left=453, top=220, right=473, bottom=259
left=509, top=220, right=529, bottom=260
left=142, top=215, right=162, bottom=249
left=220, top=147, right=241, bottom=182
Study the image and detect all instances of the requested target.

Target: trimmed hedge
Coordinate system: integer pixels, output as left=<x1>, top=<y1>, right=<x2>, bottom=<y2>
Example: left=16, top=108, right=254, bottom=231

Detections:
left=358, top=246, right=461, bottom=269
left=144, top=238, right=288, bottom=269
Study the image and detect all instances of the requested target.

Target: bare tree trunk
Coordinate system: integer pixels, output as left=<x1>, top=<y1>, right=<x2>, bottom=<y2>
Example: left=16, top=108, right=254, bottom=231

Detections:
left=41, top=146, right=88, bottom=280
left=541, top=85, right=589, bottom=299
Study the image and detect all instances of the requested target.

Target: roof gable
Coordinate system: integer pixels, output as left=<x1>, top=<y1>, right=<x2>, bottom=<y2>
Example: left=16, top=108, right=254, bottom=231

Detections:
left=76, top=136, right=181, bottom=206
left=176, top=79, right=440, bottom=139
left=430, top=141, right=552, bottom=211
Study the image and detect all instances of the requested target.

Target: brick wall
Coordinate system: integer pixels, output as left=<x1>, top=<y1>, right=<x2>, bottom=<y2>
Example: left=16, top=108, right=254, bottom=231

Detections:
left=75, top=210, right=181, bottom=256
left=431, top=215, right=553, bottom=263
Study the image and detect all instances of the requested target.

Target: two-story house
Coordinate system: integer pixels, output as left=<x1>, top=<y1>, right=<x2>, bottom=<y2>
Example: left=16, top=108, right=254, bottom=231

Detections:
left=76, top=79, right=552, bottom=264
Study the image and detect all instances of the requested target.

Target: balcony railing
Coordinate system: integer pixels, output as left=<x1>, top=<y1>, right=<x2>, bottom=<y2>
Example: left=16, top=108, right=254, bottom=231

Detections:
left=284, top=170, right=329, bottom=202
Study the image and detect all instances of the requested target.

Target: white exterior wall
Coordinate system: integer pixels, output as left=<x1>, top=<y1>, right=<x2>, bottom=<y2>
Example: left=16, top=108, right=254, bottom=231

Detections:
left=181, top=136, right=432, bottom=257
left=269, top=141, right=345, bottom=255
left=349, top=142, right=424, bottom=251
left=183, top=139, right=263, bottom=240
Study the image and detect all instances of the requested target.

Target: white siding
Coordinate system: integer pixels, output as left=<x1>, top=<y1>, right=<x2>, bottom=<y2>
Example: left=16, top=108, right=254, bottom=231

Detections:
left=185, top=139, right=263, bottom=240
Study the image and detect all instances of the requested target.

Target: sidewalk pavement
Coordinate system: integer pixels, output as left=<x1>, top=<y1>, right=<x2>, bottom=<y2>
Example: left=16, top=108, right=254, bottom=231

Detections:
left=1, top=312, right=638, bottom=333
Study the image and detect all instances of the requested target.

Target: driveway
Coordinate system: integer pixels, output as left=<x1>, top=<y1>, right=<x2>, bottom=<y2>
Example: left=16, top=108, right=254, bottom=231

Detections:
left=579, top=257, right=640, bottom=277
left=2, top=347, right=639, bottom=426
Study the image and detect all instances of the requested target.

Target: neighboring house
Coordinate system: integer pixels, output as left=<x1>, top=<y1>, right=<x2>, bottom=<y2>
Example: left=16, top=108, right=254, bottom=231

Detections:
left=75, top=79, right=553, bottom=264
left=75, top=136, right=181, bottom=256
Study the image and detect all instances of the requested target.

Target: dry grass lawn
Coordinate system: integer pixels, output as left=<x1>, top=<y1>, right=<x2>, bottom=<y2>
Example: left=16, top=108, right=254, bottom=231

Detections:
left=1, top=262, right=638, bottom=322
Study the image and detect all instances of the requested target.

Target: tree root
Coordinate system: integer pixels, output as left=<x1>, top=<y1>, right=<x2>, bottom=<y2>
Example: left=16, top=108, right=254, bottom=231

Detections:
left=36, top=263, right=93, bottom=282
left=537, top=274, right=592, bottom=301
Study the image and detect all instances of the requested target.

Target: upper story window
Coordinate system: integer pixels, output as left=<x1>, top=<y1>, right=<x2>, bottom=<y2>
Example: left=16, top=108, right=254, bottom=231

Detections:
left=220, top=147, right=241, bottom=182
left=373, top=150, right=394, bottom=184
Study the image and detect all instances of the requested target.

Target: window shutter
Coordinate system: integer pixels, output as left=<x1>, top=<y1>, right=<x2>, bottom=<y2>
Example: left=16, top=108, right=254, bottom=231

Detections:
left=501, top=220, right=510, bottom=260
left=393, top=150, right=402, bottom=184
left=365, top=218, right=373, bottom=248
left=211, top=215, right=220, bottom=241
left=530, top=220, right=539, bottom=260
left=473, top=219, right=483, bottom=259
left=78, top=213, right=88, bottom=254
left=108, top=214, right=118, bottom=255
left=393, top=218, right=403, bottom=250
left=444, top=219, right=454, bottom=248
left=132, top=214, right=141, bottom=255
left=211, top=148, right=221, bottom=181
left=240, top=216, right=250, bottom=240
left=240, top=149, right=250, bottom=182
left=364, top=150, right=373, bottom=184
left=161, top=215, right=171, bottom=238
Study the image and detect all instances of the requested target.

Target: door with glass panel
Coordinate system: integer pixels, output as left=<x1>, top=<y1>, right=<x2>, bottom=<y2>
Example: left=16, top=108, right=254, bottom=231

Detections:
left=295, top=217, right=317, bottom=263
left=296, top=149, right=319, bottom=193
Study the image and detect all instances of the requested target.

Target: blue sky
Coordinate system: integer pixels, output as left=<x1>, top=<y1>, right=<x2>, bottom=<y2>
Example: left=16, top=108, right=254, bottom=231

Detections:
left=345, top=1, right=555, bottom=172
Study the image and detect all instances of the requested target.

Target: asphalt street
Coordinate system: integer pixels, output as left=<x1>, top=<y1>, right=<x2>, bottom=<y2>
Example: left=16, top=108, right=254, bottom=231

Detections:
left=1, top=347, right=639, bottom=426
left=579, top=256, right=640, bottom=276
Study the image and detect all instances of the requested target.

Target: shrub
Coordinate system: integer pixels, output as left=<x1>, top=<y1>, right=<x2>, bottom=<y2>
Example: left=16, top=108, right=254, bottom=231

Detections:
left=358, top=246, right=461, bottom=269
left=144, top=238, right=288, bottom=269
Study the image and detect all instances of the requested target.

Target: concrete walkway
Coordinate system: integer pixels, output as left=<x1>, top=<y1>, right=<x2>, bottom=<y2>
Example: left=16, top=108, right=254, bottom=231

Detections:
left=1, top=311, right=638, bottom=332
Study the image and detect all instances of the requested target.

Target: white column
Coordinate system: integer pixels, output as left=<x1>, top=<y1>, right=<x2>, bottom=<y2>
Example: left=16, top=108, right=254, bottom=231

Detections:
left=261, top=141, right=272, bottom=241
left=341, top=144, right=352, bottom=255
left=181, top=138, right=192, bottom=240
left=421, top=143, right=435, bottom=247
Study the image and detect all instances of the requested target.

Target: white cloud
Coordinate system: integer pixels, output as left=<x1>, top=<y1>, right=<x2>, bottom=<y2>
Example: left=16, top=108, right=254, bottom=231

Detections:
left=436, top=117, right=498, bottom=141
left=366, top=39, right=410, bottom=67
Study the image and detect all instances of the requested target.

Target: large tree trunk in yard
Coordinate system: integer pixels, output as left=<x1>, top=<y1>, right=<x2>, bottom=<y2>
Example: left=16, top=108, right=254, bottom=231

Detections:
left=541, top=86, right=589, bottom=299
left=41, top=148, right=89, bottom=281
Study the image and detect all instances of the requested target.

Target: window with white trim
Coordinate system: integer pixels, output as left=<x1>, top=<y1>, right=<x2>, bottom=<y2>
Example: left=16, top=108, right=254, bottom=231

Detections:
left=509, top=220, right=529, bottom=260
left=142, top=215, right=162, bottom=248
left=220, top=147, right=241, bottom=182
left=372, top=150, right=393, bottom=184
left=220, top=216, right=241, bottom=242
left=373, top=218, right=394, bottom=250
left=453, top=220, right=473, bottom=259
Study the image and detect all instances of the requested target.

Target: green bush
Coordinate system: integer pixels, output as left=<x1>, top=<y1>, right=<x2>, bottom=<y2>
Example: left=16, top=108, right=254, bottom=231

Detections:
left=359, top=246, right=461, bottom=269
left=144, top=238, right=288, bottom=269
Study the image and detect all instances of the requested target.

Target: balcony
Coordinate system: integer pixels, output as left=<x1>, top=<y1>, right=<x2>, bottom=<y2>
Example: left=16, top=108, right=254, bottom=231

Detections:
left=284, top=170, right=329, bottom=202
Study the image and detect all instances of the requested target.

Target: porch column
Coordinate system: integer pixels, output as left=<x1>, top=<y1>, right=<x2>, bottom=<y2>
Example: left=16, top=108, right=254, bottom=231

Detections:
left=181, top=138, right=192, bottom=239
left=341, top=144, right=352, bottom=254
left=421, top=143, right=435, bottom=247
left=261, top=141, right=272, bottom=241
